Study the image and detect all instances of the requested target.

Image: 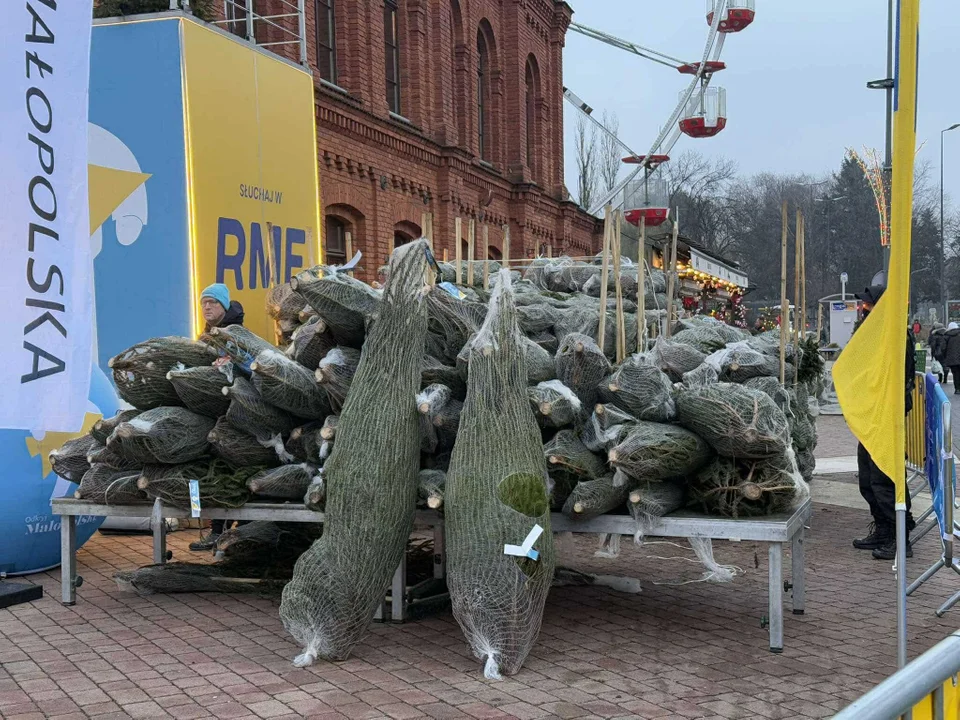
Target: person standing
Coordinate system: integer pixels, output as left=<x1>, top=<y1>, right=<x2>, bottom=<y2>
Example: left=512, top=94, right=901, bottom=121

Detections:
left=929, top=322, right=948, bottom=382
left=943, top=323, right=960, bottom=393
left=851, top=285, right=916, bottom=560
left=190, top=283, right=246, bottom=552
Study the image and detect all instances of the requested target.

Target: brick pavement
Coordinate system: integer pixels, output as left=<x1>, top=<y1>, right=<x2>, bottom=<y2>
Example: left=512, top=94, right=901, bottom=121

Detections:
left=2, top=496, right=957, bottom=720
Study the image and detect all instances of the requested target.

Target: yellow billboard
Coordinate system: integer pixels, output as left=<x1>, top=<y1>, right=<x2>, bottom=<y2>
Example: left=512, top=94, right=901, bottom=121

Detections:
left=181, top=20, right=322, bottom=340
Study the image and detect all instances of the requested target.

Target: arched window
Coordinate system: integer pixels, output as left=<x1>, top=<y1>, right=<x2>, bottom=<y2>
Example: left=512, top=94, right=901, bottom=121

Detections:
left=324, top=216, right=347, bottom=265
left=525, top=55, right=540, bottom=179
left=487, top=245, right=502, bottom=261
left=315, top=0, right=337, bottom=84
left=477, top=30, right=489, bottom=161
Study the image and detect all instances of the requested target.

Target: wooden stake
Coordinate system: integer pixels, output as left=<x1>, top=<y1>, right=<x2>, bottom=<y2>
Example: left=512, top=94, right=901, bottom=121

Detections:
left=597, top=206, right=612, bottom=353
left=345, top=231, right=353, bottom=276
left=454, top=217, right=462, bottom=285
left=442, top=248, right=448, bottom=263
left=502, top=224, right=511, bottom=270
left=794, top=209, right=802, bottom=360
left=614, top=210, right=626, bottom=362
left=780, top=200, right=788, bottom=384
left=305, top=227, right=316, bottom=269
left=426, top=213, right=434, bottom=247
left=547, top=243, right=553, bottom=259
left=800, top=212, right=807, bottom=344
left=482, top=225, right=490, bottom=290
left=265, top=222, right=276, bottom=287
left=638, top=216, right=646, bottom=352
left=467, top=218, right=476, bottom=286
left=817, top=302, right=823, bottom=347
left=664, top=212, right=679, bottom=339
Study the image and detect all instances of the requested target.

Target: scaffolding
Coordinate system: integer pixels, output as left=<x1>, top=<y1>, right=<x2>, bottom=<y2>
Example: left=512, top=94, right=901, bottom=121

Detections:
left=201, top=0, right=307, bottom=66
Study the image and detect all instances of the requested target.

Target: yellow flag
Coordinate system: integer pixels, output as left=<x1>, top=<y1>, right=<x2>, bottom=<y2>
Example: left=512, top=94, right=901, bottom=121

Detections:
left=833, top=0, right=919, bottom=506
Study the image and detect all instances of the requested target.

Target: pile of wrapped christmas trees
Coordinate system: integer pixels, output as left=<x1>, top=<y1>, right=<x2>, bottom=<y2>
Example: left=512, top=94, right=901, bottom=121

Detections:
left=50, top=240, right=820, bottom=678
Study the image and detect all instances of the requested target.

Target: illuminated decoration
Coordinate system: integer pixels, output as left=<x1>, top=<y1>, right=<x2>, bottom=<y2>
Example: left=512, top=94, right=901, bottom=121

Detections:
left=847, top=147, right=889, bottom=248
left=89, top=15, right=323, bottom=366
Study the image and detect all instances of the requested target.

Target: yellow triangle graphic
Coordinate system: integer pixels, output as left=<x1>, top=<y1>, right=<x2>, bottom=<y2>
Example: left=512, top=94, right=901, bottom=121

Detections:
left=88, top=164, right=151, bottom=234
left=25, top=411, right=103, bottom=477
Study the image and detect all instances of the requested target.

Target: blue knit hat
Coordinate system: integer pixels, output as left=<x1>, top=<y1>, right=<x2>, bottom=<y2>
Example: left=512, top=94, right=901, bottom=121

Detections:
left=201, top=283, right=230, bottom=311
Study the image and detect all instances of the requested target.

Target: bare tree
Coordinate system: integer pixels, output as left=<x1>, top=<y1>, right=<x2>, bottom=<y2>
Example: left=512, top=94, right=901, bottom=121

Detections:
left=575, top=114, right=599, bottom=211
left=598, top=111, right=622, bottom=194
left=661, top=150, right=738, bottom=255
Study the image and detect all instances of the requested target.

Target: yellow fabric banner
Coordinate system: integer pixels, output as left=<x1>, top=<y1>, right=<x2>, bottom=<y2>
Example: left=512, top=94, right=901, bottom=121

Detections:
left=833, top=0, right=919, bottom=506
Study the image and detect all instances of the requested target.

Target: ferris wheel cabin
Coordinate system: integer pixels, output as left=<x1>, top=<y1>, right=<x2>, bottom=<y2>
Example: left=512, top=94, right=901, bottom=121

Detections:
left=679, top=86, right=726, bottom=138
left=706, top=0, right=755, bottom=33
left=623, top=175, right=669, bottom=228
left=677, top=61, right=726, bottom=76
left=621, top=154, right=669, bottom=169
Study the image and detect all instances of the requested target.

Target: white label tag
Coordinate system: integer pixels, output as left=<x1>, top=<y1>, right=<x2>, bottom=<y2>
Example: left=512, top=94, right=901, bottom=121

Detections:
left=189, top=480, right=201, bottom=518
left=504, top=524, right=544, bottom=561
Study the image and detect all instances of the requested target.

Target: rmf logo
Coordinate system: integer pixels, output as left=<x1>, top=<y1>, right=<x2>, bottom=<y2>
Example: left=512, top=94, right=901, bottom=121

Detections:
left=216, top=218, right=307, bottom=289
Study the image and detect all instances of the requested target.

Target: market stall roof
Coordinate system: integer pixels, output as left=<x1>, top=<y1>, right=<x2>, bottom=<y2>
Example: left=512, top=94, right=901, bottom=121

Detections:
left=644, top=230, right=748, bottom=288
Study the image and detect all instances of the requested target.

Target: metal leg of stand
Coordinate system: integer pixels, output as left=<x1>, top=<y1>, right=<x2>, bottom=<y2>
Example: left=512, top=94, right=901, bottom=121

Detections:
left=791, top=528, right=805, bottom=615
left=391, top=553, right=406, bottom=623
left=769, top=543, right=783, bottom=653
left=60, top=514, right=77, bottom=606
left=910, top=515, right=937, bottom=547
left=907, top=558, right=945, bottom=596
left=433, top=521, right=446, bottom=580
left=151, top=498, right=167, bottom=565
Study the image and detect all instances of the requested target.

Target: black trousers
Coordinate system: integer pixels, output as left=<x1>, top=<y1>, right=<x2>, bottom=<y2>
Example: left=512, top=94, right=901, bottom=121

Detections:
left=952, top=366, right=960, bottom=390
left=858, top=442, right=913, bottom=530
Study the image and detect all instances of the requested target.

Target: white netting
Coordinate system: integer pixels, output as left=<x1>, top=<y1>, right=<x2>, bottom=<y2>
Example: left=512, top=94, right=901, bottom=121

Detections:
left=445, top=270, right=554, bottom=679
left=279, top=240, right=431, bottom=665
left=252, top=349, right=330, bottom=419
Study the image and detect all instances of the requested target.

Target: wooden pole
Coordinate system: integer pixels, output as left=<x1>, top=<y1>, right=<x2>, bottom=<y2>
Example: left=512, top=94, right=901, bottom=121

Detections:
left=547, top=243, right=553, bottom=259
left=597, top=206, right=612, bottom=353
left=442, top=248, right=448, bottom=263
left=817, top=302, right=823, bottom=347
left=638, top=216, right=646, bottom=352
left=794, top=209, right=802, bottom=365
left=454, top=217, right=462, bottom=285
left=467, top=218, right=476, bottom=286
left=780, top=200, right=788, bottom=384
left=426, top=213, right=434, bottom=247
left=305, top=227, right=316, bottom=269
left=345, top=230, right=353, bottom=276
left=502, top=224, right=510, bottom=270
left=800, top=212, right=807, bottom=344
left=664, top=211, right=679, bottom=339
left=265, top=222, right=276, bottom=287
left=482, top=225, right=490, bottom=290
left=614, top=210, right=626, bottom=362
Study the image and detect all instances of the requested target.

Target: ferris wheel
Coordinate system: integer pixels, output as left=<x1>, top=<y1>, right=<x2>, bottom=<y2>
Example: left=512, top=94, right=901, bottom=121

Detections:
left=564, top=1, right=756, bottom=221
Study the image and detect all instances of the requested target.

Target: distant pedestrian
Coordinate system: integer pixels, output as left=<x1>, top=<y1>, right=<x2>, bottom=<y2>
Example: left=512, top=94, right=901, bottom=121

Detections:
left=912, top=319, right=922, bottom=337
left=930, top=322, right=947, bottom=382
left=944, top=322, right=960, bottom=394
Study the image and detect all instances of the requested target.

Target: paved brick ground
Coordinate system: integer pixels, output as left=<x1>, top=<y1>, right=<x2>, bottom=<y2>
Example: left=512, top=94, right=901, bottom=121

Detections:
left=1, top=494, right=957, bottom=720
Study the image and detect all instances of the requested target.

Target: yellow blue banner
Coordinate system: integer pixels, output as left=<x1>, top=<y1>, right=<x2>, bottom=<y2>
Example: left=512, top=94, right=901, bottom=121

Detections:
left=833, top=0, right=919, bottom=504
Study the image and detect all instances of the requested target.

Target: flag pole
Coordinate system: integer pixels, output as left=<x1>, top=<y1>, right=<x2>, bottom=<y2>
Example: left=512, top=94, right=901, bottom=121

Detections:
left=780, top=201, right=788, bottom=384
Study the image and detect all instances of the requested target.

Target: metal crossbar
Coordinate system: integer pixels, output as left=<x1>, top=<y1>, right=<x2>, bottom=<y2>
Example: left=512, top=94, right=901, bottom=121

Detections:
left=210, top=0, right=307, bottom=65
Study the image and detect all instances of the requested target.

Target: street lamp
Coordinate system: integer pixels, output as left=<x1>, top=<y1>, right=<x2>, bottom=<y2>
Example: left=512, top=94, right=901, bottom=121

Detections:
left=941, top=123, right=960, bottom=321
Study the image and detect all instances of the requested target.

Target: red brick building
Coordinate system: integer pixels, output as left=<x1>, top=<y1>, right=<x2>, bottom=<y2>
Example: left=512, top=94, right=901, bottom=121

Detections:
left=221, top=0, right=603, bottom=277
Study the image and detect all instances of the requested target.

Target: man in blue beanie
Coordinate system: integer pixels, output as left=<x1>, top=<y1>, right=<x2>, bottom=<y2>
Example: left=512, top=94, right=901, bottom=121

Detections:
left=190, top=283, right=246, bottom=552
left=200, top=282, right=245, bottom=332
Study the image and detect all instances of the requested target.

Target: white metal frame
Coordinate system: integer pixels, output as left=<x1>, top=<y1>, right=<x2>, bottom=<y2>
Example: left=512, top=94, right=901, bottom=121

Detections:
left=213, top=0, right=308, bottom=66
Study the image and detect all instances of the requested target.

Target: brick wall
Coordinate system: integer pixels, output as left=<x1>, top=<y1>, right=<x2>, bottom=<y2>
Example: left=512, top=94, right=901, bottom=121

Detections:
left=214, top=0, right=603, bottom=280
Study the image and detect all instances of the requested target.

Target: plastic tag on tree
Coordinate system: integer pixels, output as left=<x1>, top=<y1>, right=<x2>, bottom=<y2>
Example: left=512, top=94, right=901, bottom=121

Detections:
left=504, top=524, right=544, bottom=561
left=189, top=480, right=201, bottom=518
left=438, top=282, right=466, bottom=300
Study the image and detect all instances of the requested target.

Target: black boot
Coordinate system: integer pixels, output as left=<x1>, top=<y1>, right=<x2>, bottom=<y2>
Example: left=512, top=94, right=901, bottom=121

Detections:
left=853, top=522, right=890, bottom=550
left=189, top=532, right=221, bottom=552
left=873, top=537, right=913, bottom=560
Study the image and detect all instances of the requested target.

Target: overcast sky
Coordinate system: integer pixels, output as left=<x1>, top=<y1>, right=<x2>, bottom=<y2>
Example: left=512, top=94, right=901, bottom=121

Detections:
left=562, top=1, right=960, bottom=213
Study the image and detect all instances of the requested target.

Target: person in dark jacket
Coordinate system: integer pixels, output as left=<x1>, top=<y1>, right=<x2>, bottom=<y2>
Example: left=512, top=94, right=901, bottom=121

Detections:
left=191, top=283, right=246, bottom=552
left=943, top=322, right=960, bottom=393
left=851, top=285, right=916, bottom=560
left=930, top=323, right=948, bottom=382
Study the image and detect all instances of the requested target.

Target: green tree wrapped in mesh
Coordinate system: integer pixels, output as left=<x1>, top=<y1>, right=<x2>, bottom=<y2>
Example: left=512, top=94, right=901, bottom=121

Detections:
left=421, top=355, right=467, bottom=399
left=208, top=417, right=281, bottom=468
left=167, top=364, right=232, bottom=418
left=706, top=345, right=780, bottom=383
left=417, top=384, right=462, bottom=453
left=555, top=333, right=611, bottom=408
left=77, top=464, right=145, bottom=504
left=690, top=452, right=809, bottom=518
left=580, top=402, right=637, bottom=454
left=418, top=468, right=446, bottom=510
left=109, top=337, right=218, bottom=409
left=285, top=420, right=326, bottom=463
left=600, top=354, right=676, bottom=422
left=304, top=474, right=326, bottom=511
left=445, top=271, right=555, bottom=680
left=426, top=289, right=486, bottom=364
left=107, top=407, right=215, bottom=465
left=290, top=266, right=381, bottom=348
left=676, top=383, right=790, bottom=459
left=224, top=376, right=299, bottom=439
left=91, top=409, right=141, bottom=444
left=87, top=442, right=141, bottom=471
left=682, top=363, right=719, bottom=388
left=252, top=349, right=331, bottom=419
left=628, top=479, right=686, bottom=540
left=457, top=333, right=555, bottom=385
left=608, top=421, right=714, bottom=482
left=203, top=325, right=275, bottom=371
left=248, top=463, right=319, bottom=500
left=279, top=240, right=431, bottom=666
left=50, top=435, right=100, bottom=482
left=671, top=327, right=727, bottom=354
left=528, top=380, right=583, bottom=430
left=562, top=471, right=637, bottom=521
left=743, top=376, right=792, bottom=417
left=649, top=337, right=707, bottom=382
left=137, top=458, right=260, bottom=508
left=316, top=347, right=361, bottom=413
left=291, top=316, right=337, bottom=369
